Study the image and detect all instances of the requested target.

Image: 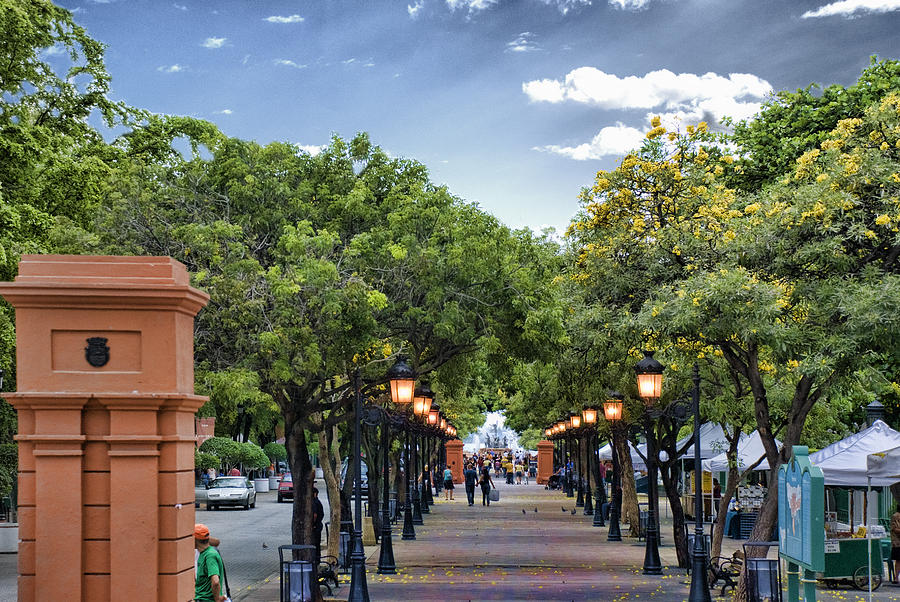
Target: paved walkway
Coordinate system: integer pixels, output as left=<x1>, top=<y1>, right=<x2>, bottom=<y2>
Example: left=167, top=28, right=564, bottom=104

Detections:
left=236, top=481, right=900, bottom=601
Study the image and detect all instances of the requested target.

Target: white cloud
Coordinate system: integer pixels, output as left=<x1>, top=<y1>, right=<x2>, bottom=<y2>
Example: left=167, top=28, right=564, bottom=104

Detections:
left=274, top=59, right=307, bottom=69
left=608, top=0, right=651, bottom=8
left=43, top=44, right=66, bottom=56
left=157, top=64, right=185, bottom=73
left=202, top=37, right=227, bottom=49
left=408, top=0, right=425, bottom=17
left=802, top=0, right=900, bottom=17
left=539, top=0, right=592, bottom=14
left=214, top=109, right=233, bottom=115
left=506, top=32, right=539, bottom=53
left=264, top=14, right=305, bottom=23
left=533, top=123, right=645, bottom=160
left=173, top=3, right=187, bottom=10
left=446, top=0, right=499, bottom=12
left=523, top=67, right=771, bottom=124
left=296, top=144, right=326, bottom=156
left=343, top=58, right=357, bottom=65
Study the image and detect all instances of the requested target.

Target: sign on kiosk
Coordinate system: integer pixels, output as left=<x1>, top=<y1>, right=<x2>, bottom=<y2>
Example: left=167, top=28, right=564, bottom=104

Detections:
left=778, top=446, right=824, bottom=602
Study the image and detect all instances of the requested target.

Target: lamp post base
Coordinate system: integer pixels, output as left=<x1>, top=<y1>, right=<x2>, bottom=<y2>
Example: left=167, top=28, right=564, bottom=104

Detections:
left=401, top=505, right=416, bottom=540
left=348, top=529, right=370, bottom=601
left=377, top=521, right=397, bottom=575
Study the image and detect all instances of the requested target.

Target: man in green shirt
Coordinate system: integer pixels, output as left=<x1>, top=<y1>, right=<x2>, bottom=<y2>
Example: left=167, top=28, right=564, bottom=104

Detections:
left=195, top=524, right=227, bottom=602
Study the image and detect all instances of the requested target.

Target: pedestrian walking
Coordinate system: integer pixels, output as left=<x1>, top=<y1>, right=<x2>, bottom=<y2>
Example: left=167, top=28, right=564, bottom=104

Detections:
left=443, top=466, right=455, bottom=500
left=464, top=462, right=478, bottom=506
left=194, top=524, right=229, bottom=602
left=479, top=466, right=495, bottom=506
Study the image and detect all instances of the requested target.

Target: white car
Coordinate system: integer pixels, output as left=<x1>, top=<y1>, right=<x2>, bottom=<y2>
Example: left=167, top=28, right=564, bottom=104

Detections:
left=206, top=476, right=257, bottom=510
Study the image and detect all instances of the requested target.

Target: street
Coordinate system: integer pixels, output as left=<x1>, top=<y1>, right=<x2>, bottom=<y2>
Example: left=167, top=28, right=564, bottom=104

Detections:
left=0, top=488, right=328, bottom=602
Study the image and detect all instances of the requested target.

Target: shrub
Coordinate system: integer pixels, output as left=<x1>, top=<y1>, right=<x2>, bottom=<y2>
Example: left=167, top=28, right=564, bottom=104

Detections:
left=263, top=442, right=287, bottom=463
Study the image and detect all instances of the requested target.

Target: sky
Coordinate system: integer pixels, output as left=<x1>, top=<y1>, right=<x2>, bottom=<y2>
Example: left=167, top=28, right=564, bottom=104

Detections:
left=58, top=0, right=900, bottom=234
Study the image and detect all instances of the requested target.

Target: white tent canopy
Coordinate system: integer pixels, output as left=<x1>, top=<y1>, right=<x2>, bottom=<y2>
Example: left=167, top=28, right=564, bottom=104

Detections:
left=866, top=445, right=900, bottom=483
left=809, top=420, right=900, bottom=487
left=598, top=423, right=735, bottom=471
left=677, top=423, right=734, bottom=460
left=598, top=442, right=646, bottom=471
left=702, top=430, right=779, bottom=473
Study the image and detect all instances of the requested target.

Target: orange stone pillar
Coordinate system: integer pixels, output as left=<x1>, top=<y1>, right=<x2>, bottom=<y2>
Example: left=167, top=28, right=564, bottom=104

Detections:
left=537, top=440, right=554, bottom=485
left=0, top=255, right=209, bottom=602
left=445, top=439, right=464, bottom=484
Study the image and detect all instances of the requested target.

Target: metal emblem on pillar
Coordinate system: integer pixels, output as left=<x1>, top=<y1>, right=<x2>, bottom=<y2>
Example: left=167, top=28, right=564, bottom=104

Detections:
left=85, top=337, right=110, bottom=367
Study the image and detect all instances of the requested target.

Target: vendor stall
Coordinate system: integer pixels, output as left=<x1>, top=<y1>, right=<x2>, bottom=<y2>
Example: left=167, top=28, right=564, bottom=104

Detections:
left=690, top=429, right=778, bottom=526
left=809, top=419, right=900, bottom=592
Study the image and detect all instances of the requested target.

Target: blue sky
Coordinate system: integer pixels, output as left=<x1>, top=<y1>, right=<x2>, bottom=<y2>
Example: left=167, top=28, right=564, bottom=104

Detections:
left=60, top=0, right=900, bottom=233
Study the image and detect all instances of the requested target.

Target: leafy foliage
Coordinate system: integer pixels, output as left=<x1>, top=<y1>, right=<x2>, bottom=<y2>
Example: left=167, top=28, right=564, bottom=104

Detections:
left=263, top=442, right=287, bottom=463
left=194, top=450, right=219, bottom=472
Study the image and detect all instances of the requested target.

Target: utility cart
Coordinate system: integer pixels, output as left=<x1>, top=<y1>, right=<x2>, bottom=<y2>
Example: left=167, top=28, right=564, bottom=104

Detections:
left=820, top=537, right=884, bottom=591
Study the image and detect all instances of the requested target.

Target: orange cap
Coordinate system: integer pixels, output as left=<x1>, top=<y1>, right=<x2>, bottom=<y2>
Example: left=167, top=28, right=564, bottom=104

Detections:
left=194, top=524, right=210, bottom=540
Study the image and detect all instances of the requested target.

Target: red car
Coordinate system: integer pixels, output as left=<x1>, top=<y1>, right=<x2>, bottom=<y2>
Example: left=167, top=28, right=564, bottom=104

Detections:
left=277, top=473, right=293, bottom=503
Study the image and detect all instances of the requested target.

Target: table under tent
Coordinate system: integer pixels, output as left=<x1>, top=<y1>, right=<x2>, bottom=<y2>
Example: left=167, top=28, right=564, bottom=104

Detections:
left=597, top=424, right=734, bottom=518
left=702, top=430, right=782, bottom=539
left=808, top=419, right=900, bottom=591
left=597, top=423, right=728, bottom=497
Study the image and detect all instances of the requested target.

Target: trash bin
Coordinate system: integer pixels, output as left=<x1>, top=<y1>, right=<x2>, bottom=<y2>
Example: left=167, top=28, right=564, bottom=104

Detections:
left=279, top=544, right=317, bottom=602
left=282, top=561, right=313, bottom=601
left=743, top=541, right=781, bottom=602
left=338, top=531, right=351, bottom=572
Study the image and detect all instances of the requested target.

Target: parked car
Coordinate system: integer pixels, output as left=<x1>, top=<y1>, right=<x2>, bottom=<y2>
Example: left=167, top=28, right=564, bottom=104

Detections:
left=206, top=476, right=256, bottom=510
left=195, top=484, right=208, bottom=508
left=340, top=459, right=368, bottom=498
left=277, top=473, right=293, bottom=503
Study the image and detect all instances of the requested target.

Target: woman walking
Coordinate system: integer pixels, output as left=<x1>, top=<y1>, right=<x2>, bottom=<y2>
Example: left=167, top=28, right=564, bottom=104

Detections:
left=443, top=465, right=455, bottom=501
left=479, top=466, right=495, bottom=506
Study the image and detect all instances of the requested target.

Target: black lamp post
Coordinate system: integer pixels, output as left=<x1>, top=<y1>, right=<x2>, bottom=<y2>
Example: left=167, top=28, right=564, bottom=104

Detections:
left=412, top=385, right=433, bottom=521
left=582, top=407, right=597, bottom=517
left=688, top=363, right=712, bottom=602
left=572, top=412, right=585, bottom=507
left=426, top=402, right=440, bottom=506
left=401, top=424, right=416, bottom=541
left=603, top=394, right=624, bottom=541
left=349, top=358, right=416, bottom=598
left=348, top=368, right=370, bottom=602
left=866, top=399, right=886, bottom=427
left=564, top=417, right=574, bottom=497
left=635, top=351, right=663, bottom=576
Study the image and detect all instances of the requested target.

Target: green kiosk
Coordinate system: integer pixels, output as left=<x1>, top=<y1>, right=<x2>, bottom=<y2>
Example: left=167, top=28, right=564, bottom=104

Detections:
left=778, top=447, right=825, bottom=601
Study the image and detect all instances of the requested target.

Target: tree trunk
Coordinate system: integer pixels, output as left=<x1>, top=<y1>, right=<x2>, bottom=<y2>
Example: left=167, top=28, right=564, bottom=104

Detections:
left=285, top=419, right=321, bottom=600
left=362, top=423, right=383, bottom=535
left=318, top=422, right=342, bottom=561
left=711, top=465, right=740, bottom=561
left=660, top=461, right=688, bottom=568
left=614, top=430, right=640, bottom=535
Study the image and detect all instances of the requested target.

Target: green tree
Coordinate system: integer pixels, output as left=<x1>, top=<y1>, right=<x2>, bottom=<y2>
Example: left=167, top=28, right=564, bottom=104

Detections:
left=100, top=132, right=561, bottom=552
left=729, top=57, right=900, bottom=192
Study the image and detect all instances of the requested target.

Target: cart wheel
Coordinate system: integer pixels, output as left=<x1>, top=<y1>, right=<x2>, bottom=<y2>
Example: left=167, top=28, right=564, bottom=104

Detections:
left=853, top=566, right=883, bottom=591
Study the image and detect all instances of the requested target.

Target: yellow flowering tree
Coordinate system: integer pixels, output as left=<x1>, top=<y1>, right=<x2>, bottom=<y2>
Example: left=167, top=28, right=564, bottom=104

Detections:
left=640, top=92, right=900, bottom=559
